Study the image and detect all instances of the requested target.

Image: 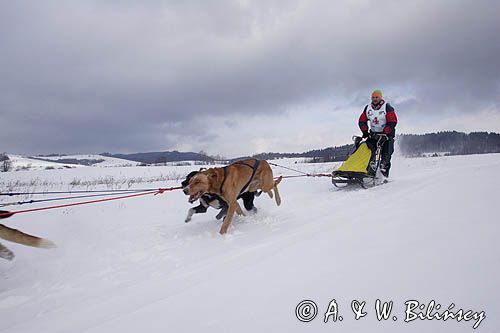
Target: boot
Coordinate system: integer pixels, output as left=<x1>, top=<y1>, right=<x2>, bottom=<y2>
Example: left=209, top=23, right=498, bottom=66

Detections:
left=380, top=161, right=390, bottom=178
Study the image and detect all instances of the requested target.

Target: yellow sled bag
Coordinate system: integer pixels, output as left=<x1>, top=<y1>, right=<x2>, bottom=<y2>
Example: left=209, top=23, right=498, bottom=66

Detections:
left=335, top=142, right=372, bottom=174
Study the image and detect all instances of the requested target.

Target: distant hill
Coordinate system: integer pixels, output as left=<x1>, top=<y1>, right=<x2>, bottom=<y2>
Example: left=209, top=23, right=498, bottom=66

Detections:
left=31, top=154, right=136, bottom=167
left=9, top=131, right=497, bottom=170
left=101, top=151, right=214, bottom=164
left=101, top=131, right=500, bottom=164
left=2, top=154, right=81, bottom=171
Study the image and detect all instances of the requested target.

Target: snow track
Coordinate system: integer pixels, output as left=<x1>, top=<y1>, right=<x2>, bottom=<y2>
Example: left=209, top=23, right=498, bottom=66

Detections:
left=1, top=154, right=499, bottom=332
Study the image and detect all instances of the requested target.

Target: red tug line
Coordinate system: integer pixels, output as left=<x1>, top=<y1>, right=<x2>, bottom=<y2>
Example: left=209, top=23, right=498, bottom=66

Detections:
left=0, top=170, right=332, bottom=218
left=0, top=186, right=182, bottom=218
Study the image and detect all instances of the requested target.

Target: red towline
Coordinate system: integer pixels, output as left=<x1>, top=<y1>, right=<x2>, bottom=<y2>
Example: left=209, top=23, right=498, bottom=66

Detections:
left=0, top=173, right=327, bottom=218
left=0, top=186, right=182, bottom=218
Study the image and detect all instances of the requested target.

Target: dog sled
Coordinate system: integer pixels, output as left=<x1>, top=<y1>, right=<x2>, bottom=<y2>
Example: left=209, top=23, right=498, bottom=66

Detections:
left=332, top=134, right=388, bottom=189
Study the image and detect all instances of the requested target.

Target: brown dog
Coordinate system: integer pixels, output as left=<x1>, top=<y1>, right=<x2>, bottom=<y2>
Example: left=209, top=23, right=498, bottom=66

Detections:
left=185, top=159, right=282, bottom=234
left=0, top=210, right=56, bottom=261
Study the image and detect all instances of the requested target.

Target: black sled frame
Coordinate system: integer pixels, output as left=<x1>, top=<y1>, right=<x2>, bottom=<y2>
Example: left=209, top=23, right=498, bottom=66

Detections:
left=332, top=134, right=387, bottom=189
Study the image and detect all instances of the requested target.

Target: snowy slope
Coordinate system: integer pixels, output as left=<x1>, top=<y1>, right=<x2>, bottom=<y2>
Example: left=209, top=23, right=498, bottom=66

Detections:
left=3, top=154, right=138, bottom=172
left=0, top=154, right=499, bottom=333
left=31, top=154, right=137, bottom=167
left=6, top=155, right=82, bottom=171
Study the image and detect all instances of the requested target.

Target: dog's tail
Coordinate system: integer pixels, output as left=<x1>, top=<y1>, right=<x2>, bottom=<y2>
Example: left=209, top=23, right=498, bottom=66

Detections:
left=0, top=224, right=56, bottom=249
left=273, top=176, right=282, bottom=206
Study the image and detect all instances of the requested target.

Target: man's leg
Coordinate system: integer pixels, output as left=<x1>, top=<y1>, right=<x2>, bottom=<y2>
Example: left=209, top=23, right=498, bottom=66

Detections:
left=365, top=137, right=378, bottom=175
left=381, top=138, right=394, bottom=177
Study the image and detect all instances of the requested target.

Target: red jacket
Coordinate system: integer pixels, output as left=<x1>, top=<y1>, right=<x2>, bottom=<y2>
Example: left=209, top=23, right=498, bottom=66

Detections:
left=358, top=101, right=398, bottom=137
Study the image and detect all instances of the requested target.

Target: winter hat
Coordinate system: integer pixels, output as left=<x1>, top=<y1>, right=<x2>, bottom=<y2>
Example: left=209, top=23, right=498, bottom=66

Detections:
left=371, top=89, right=382, bottom=97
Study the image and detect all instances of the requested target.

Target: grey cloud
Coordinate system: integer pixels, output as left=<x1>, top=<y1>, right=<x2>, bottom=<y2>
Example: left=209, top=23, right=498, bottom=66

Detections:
left=0, top=0, right=499, bottom=155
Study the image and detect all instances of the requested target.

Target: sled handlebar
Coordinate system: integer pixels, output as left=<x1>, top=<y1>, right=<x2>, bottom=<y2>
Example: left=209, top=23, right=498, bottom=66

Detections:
left=374, top=133, right=388, bottom=140
left=353, top=133, right=388, bottom=141
left=352, top=133, right=388, bottom=149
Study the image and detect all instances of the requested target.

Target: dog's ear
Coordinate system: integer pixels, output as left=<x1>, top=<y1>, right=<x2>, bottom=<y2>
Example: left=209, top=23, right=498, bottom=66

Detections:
left=205, top=168, right=219, bottom=181
left=186, top=171, right=198, bottom=179
left=183, top=171, right=198, bottom=187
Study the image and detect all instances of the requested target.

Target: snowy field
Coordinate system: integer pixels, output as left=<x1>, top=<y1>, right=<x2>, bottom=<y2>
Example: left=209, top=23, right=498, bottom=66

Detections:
left=0, top=154, right=499, bottom=332
left=30, top=154, right=137, bottom=168
left=6, top=154, right=138, bottom=171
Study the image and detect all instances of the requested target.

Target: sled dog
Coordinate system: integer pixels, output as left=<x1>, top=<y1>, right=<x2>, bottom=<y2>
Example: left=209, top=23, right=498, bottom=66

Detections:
left=184, top=159, right=282, bottom=234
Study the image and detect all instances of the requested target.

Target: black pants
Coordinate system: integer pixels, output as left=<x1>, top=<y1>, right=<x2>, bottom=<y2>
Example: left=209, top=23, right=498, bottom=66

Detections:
left=381, top=137, right=394, bottom=174
left=366, top=137, right=395, bottom=175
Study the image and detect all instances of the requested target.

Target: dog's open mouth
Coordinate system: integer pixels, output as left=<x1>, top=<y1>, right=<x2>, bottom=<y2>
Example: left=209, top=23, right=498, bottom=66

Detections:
left=188, top=191, right=203, bottom=203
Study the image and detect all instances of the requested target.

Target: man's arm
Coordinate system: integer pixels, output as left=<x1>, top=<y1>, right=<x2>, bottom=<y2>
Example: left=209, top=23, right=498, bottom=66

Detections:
left=358, top=105, right=369, bottom=137
left=383, top=104, right=398, bottom=137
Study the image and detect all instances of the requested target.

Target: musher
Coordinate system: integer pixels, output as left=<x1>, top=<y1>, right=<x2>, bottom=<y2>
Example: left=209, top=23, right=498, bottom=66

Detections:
left=358, top=89, right=398, bottom=177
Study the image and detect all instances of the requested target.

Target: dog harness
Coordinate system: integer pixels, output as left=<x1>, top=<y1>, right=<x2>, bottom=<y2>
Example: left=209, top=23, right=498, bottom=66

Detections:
left=219, top=159, right=261, bottom=195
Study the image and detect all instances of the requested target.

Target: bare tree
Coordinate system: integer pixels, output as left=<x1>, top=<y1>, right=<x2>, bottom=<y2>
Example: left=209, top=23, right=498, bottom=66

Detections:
left=198, top=150, right=211, bottom=162
left=0, top=153, right=12, bottom=172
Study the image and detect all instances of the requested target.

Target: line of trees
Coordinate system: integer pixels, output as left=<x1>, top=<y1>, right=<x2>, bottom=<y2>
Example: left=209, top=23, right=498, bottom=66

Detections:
left=398, top=131, right=500, bottom=157
left=252, top=131, right=500, bottom=163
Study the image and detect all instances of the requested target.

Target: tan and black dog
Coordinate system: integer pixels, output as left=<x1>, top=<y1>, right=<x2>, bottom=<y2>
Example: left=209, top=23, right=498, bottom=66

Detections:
left=0, top=210, right=55, bottom=261
left=185, top=159, right=282, bottom=234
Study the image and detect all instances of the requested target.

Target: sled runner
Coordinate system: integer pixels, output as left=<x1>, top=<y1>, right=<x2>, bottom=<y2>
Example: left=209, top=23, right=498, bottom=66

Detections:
left=332, top=134, right=388, bottom=189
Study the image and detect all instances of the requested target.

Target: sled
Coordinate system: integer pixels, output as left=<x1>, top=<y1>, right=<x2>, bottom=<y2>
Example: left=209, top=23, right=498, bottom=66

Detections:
left=332, top=135, right=388, bottom=189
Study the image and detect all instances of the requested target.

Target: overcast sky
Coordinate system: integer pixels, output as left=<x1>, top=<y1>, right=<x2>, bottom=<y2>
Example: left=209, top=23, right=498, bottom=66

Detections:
left=1, top=0, right=499, bottom=157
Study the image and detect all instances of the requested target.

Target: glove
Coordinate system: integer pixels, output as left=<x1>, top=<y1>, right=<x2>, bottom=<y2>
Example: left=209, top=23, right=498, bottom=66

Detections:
left=353, top=136, right=362, bottom=148
left=362, top=131, right=369, bottom=138
left=383, top=125, right=393, bottom=135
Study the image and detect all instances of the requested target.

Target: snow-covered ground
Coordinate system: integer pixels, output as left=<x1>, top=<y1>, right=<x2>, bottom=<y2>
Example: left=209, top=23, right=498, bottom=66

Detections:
left=0, top=154, right=498, bottom=332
